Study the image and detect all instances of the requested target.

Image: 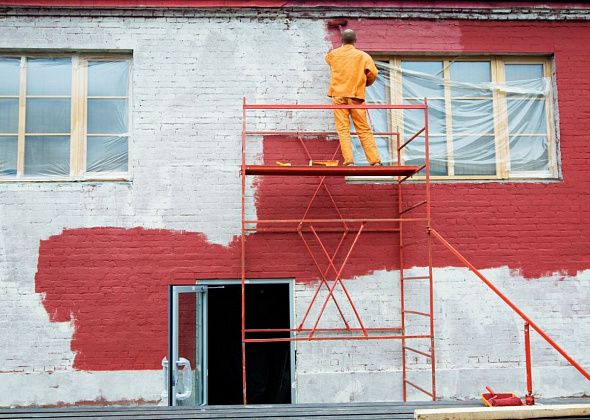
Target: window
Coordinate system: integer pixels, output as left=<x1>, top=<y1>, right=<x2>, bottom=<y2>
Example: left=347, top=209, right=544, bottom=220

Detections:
left=363, top=56, right=557, bottom=180
left=0, top=54, right=130, bottom=180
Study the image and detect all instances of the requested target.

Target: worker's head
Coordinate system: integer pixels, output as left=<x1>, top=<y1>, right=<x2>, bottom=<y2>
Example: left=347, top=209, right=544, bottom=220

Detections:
left=341, top=29, right=357, bottom=45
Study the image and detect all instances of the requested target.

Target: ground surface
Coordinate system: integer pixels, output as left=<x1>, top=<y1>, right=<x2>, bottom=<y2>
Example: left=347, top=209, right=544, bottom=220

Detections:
left=1, top=399, right=589, bottom=419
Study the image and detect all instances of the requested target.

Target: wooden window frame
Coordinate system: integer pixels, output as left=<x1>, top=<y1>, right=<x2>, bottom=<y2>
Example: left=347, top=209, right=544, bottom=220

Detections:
left=0, top=52, right=132, bottom=182
left=356, top=55, right=558, bottom=182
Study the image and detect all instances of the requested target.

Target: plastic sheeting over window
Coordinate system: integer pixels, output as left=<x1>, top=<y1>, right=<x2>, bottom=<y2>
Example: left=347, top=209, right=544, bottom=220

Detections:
left=0, top=56, right=130, bottom=179
left=363, top=58, right=556, bottom=179
left=0, top=57, right=20, bottom=177
left=24, top=58, right=72, bottom=177
left=0, top=137, right=17, bottom=176
left=86, top=60, right=130, bottom=175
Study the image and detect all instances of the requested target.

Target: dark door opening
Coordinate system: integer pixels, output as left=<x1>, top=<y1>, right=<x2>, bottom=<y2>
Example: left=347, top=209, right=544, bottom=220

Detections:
left=207, top=283, right=292, bottom=405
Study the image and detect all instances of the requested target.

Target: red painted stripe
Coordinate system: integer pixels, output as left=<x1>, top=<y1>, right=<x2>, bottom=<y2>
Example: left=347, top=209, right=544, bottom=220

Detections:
left=0, top=1, right=588, bottom=9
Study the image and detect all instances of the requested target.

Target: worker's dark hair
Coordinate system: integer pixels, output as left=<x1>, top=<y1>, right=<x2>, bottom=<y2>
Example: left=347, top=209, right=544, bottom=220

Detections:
left=341, top=29, right=357, bottom=45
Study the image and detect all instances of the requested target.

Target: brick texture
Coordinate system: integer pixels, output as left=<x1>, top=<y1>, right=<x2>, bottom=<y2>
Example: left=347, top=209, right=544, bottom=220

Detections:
left=0, top=11, right=589, bottom=405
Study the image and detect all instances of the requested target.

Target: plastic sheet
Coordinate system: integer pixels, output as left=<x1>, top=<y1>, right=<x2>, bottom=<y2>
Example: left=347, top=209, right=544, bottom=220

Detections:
left=363, top=59, right=555, bottom=178
left=85, top=60, right=129, bottom=175
left=0, top=57, right=130, bottom=178
left=24, top=58, right=72, bottom=177
left=24, top=136, right=70, bottom=176
left=87, top=136, right=128, bottom=173
left=0, top=58, right=21, bottom=177
left=0, top=137, right=17, bottom=176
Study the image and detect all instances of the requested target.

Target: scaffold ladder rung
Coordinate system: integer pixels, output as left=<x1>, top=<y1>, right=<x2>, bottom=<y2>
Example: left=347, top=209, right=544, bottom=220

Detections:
left=404, top=346, right=433, bottom=358
left=400, top=200, right=428, bottom=215
left=403, top=276, right=430, bottom=281
left=404, top=379, right=434, bottom=398
left=403, top=310, right=431, bottom=317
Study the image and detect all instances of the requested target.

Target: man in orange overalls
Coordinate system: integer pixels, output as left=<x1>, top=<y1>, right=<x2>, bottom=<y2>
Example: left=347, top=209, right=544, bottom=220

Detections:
left=325, top=29, right=381, bottom=166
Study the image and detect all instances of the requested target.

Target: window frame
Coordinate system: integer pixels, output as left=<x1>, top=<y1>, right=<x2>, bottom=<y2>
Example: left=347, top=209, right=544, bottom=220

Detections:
left=358, top=55, right=558, bottom=182
left=0, top=52, right=132, bottom=182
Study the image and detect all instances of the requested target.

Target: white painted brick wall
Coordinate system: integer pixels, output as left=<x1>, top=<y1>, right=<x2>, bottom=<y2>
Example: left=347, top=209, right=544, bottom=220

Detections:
left=0, top=12, right=331, bottom=406
left=296, top=267, right=590, bottom=403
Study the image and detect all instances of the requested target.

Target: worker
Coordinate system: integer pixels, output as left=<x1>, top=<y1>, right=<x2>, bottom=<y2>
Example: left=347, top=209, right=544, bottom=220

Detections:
left=325, top=29, right=382, bottom=166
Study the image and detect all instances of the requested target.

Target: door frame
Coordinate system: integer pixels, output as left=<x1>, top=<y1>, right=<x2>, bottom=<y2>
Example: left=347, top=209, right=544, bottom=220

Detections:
left=168, top=279, right=296, bottom=406
left=168, top=284, right=207, bottom=406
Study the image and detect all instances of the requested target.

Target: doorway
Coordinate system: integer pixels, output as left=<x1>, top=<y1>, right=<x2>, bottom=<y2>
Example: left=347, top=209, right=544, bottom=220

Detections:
left=167, top=280, right=295, bottom=406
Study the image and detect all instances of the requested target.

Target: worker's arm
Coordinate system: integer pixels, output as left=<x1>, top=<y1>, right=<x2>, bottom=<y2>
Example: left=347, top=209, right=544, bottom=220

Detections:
left=365, top=56, right=379, bottom=86
left=325, top=51, right=332, bottom=65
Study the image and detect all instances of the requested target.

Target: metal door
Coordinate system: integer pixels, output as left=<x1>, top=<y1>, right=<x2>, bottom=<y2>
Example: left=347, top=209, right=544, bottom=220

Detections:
left=166, top=285, right=207, bottom=406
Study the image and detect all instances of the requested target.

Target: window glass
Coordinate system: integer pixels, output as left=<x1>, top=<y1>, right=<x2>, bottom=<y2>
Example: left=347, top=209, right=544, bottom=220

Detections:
left=450, top=61, right=492, bottom=97
left=402, top=61, right=444, bottom=98
left=88, top=61, right=129, bottom=96
left=87, top=99, right=128, bottom=134
left=453, top=136, right=496, bottom=176
left=26, top=98, right=71, bottom=133
left=509, top=136, right=549, bottom=172
left=505, top=64, right=543, bottom=81
left=366, top=69, right=387, bottom=103
left=366, top=63, right=389, bottom=138
left=403, top=99, right=446, bottom=135
left=85, top=60, right=129, bottom=174
left=24, top=136, right=70, bottom=176
left=451, top=100, right=494, bottom=134
left=0, top=137, right=17, bottom=176
left=0, top=99, right=19, bottom=133
left=507, top=99, right=547, bottom=135
left=0, top=58, right=20, bottom=96
left=27, top=58, right=71, bottom=96
left=404, top=135, right=448, bottom=176
left=87, top=136, right=128, bottom=172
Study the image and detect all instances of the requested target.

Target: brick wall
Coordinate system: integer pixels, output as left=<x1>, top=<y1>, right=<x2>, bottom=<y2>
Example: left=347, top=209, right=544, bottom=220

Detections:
left=0, top=8, right=589, bottom=406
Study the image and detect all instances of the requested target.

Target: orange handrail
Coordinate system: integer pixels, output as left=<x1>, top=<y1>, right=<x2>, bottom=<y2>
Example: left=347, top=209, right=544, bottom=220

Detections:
left=430, top=227, right=590, bottom=383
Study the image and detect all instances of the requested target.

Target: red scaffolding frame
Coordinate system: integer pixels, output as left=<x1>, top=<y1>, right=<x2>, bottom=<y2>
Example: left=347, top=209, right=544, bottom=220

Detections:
left=240, top=98, right=436, bottom=404
left=238, top=97, right=590, bottom=406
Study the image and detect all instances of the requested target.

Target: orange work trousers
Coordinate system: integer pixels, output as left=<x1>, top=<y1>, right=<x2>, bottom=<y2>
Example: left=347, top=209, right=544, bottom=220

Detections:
left=332, top=97, right=381, bottom=166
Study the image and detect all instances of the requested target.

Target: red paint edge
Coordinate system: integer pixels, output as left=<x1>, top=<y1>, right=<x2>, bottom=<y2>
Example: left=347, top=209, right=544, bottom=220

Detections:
left=0, top=0, right=588, bottom=9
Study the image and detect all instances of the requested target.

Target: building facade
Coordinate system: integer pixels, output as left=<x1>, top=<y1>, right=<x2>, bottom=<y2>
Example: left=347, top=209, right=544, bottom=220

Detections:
left=0, top=0, right=589, bottom=407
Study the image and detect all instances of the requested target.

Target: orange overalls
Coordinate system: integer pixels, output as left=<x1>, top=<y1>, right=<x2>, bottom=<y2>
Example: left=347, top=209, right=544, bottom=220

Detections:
left=325, top=44, right=381, bottom=166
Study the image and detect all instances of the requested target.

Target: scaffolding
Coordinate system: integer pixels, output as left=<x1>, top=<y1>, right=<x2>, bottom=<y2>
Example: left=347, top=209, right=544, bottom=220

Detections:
left=240, top=98, right=436, bottom=404
left=238, top=98, right=590, bottom=406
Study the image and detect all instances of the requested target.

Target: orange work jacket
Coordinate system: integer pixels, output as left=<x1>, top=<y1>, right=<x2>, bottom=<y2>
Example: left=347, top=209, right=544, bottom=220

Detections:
left=325, top=44, right=379, bottom=100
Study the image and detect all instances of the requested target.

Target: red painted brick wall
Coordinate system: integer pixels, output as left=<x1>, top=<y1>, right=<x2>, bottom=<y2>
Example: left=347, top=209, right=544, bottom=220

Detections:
left=333, top=19, right=590, bottom=278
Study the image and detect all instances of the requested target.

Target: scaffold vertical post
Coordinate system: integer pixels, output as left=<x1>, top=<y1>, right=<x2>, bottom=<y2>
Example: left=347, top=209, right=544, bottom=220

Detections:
left=397, top=130, right=408, bottom=401
left=425, top=98, right=436, bottom=401
left=525, top=322, right=534, bottom=405
left=241, top=96, right=248, bottom=405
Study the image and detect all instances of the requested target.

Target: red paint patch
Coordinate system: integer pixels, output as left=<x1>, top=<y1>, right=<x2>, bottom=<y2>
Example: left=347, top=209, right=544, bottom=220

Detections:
left=36, top=135, right=589, bottom=370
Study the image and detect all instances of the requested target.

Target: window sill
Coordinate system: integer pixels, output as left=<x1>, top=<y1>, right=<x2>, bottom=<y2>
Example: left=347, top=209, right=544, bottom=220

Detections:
left=0, top=175, right=132, bottom=183
left=345, top=174, right=560, bottom=184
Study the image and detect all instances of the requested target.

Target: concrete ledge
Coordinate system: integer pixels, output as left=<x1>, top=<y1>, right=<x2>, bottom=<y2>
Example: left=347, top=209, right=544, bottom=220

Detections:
left=414, top=404, right=590, bottom=420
